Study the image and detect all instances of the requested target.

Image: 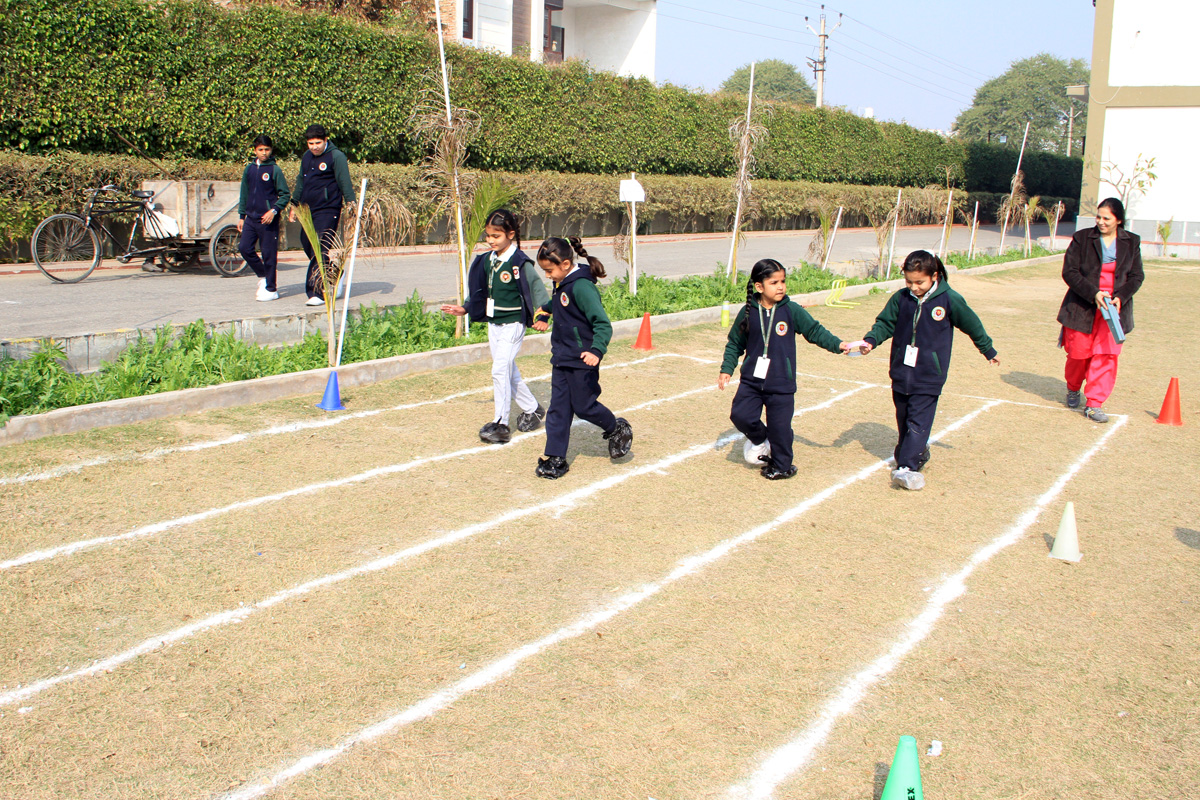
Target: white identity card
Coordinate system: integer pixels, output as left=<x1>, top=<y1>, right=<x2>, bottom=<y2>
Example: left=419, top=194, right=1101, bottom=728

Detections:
left=904, top=345, right=919, bottom=367
left=486, top=298, right=495, bottom=317
left=753, top=356, right=771, bottom=379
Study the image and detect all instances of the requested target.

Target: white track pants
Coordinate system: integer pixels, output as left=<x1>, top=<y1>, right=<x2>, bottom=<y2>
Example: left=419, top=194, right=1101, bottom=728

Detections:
left=488, top=321, right=538, bottom=425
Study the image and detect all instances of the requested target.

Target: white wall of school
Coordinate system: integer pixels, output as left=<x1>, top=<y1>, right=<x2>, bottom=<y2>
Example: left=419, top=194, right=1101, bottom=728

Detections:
left=467, top=0, right=513, bottom=54
left=569, top=2, right=656, bottom=79
left=1098, top=106, right=1200, bottom=234
left=1109, top=0, right=1200, bottom=87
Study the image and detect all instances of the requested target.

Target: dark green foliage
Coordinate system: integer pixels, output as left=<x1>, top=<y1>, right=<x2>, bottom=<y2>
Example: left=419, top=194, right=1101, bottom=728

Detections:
left=962, top=142, right=1082, bottom=198
left=0, top=0, right=1076, bottom=190
left=720, top=60, right=816, bottom=106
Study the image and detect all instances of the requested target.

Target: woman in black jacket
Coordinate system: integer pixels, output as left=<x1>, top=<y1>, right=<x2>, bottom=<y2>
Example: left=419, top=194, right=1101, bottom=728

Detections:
left=1057, top=197, right=1144, bottom=423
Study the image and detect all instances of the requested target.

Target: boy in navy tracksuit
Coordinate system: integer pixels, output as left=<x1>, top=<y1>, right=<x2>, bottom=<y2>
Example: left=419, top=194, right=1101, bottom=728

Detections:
left=288, top=124, right=356, bottom=305
left=533, top=237, right=632, bottom=479
left=237, top=134, right=290, bottom=301
left=719, top=259, right=848, bottom=480
left=856, top=250, right=999, bottom=491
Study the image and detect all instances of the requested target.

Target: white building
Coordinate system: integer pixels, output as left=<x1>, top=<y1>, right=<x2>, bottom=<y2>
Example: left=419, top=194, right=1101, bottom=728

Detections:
left=1079, top=0, right=1200, bottom=251
left=446, top=0, right=657, bottom=80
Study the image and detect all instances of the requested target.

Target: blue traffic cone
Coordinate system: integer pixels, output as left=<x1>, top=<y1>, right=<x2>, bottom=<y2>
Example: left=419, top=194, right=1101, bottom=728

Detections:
left=317, top=371, right=345, bottom=411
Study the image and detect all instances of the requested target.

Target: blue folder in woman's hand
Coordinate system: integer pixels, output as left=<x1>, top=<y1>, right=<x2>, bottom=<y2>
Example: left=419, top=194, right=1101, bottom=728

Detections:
left=1100, top=298, right=1126, bottom=344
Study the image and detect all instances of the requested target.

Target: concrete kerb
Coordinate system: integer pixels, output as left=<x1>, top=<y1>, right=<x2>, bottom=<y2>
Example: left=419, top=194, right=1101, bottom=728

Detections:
left=0, top=255, right=1058, bottom=447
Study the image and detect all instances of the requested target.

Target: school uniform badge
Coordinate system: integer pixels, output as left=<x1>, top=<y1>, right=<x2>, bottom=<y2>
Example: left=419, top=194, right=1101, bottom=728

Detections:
left=261, top=172, right=270, bottom=181
left=318, top=162, right=328, bottom=171
left=775, top=321, right=788, bottom=336
left=932, top=306, right=946, bottom=321
left=499, top=271, right=512, bottom=283
left=560, top=293, right=570, bottom=307
left=512, top=265, right=520, bottom=279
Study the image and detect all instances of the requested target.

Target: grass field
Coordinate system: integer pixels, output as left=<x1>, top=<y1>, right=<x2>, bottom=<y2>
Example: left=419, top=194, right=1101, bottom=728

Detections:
left=1, top=260, right=1197, bottom=800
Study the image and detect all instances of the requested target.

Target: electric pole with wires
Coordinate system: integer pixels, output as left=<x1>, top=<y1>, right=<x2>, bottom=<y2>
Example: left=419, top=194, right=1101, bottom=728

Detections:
left=805, top=5, right=841, bottom=108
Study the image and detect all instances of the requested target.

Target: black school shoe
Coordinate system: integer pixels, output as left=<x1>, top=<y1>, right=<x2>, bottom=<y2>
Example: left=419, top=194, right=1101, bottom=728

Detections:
left=536, top=455, right=569, bottom=479
left=604, top=417, right=633, bottom=459
left=479, top=422, right=511, bottom=444
left=915, top=447, right=931, bottom=473
left=516, top=405, right=546, bottom=432
left=760, top=463, right=798, bottom=480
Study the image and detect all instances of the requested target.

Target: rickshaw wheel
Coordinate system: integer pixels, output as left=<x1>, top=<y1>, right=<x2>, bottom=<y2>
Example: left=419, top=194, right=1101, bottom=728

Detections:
left=209, top=224, right=249, bottom=277
left=160, top=249, right=201, bottom=272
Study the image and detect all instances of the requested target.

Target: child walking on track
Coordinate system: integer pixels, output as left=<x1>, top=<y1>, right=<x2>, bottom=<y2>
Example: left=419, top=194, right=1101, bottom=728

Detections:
left=533, top=237, right=632, bottom=480
left=442, top=210, right=551, bottom=443
left=719, top=259, right=849, bottom=480
left=237, top=134, right=290, bottom=302
left=855, top=250, right=999, bottom=491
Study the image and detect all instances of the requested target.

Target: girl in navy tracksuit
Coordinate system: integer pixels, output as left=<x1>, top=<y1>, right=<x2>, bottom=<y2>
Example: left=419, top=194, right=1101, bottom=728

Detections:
left=237, top=134, right=290, bottom=302
left=719, top=259, right=849, bottom=480
left=856, top=250, right=1000, bottom=491
left=441, top=209, right=551, bottom=444
left=533, top=237, right=632, bottom=480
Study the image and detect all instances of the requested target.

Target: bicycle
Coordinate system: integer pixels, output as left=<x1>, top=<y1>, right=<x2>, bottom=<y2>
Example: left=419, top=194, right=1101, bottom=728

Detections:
left=30, top=184, right=245, bottom=283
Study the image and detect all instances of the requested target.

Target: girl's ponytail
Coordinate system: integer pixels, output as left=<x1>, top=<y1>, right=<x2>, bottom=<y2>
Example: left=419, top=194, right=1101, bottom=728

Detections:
left=485, top=209, right=522, bottom=250
left=738, top=276, right=756, bottom=334
left=568, top=236, right=606, bottom=279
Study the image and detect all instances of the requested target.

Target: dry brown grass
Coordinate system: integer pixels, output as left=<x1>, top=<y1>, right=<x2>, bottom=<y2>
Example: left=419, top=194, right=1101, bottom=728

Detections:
left=1, top=261, right=1197, bottom=800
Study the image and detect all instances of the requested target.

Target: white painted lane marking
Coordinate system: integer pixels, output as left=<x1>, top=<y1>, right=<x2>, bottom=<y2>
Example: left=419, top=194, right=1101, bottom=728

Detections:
left=727, top=415, right=1128, bottom=800
left=210, top=400, right=993, bottom=800
left=0, top=386, right=870, bottom=708
left=0, top=354, right=685, bottom=486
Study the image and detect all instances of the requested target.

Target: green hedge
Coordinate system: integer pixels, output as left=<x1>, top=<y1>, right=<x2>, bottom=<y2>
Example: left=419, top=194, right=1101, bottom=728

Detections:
left=1, top=0, right=1081, bottom=194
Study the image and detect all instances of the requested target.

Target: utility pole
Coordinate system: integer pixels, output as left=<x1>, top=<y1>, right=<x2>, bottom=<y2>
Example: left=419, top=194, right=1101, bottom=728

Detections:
left=805, top=5, right=841, bottom=108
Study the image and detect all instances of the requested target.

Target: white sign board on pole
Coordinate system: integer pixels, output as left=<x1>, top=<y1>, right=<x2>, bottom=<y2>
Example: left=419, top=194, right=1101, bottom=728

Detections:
left=621, top=174, right=644, bottom=295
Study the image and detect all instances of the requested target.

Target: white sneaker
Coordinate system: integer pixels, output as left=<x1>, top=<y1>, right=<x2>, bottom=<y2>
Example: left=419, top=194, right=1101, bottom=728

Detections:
left=743, top=438, right=772, bottom=465
left=335, top=276, right=346, bottom=300
left=256, top=288, right=279, bottom=302
left=891, top=467, right=926, bottom=491
left=257, top=277, right=267, bottom=292
left=305, top=296, right=324, bottom=307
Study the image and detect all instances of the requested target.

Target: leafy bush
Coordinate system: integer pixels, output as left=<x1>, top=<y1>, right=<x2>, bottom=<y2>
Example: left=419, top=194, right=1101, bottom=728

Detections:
left=0, top=0, right=1079, bottom=191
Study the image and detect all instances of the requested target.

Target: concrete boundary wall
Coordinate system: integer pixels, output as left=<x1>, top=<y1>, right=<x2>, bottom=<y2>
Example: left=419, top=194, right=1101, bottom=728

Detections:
left=0, top=256, right=1056, bottom=447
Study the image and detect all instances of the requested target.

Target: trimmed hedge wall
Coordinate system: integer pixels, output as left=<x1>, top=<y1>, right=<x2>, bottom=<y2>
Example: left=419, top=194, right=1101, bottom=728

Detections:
left=1, top=0, right=1081, bottom=196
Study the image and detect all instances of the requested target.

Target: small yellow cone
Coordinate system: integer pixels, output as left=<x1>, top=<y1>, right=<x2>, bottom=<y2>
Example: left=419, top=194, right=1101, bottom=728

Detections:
left=1049, top=501, right=1081, bottom=562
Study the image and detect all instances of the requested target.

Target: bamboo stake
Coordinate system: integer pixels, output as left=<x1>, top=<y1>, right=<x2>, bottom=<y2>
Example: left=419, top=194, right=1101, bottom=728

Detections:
left=886, top=188, right=901, bottom=279
left=433, top=0, right=470, bottom=336
left=727, top=61, right=755, bottom=281
left=335, top=178, right=368, bottom=368
left=821, top=206, right=843, bottom=272
left=629, top=173, right=638, bottom=296
left=937, top=189, right=953, bottom=258
left=967, top=200, right=979, bottom=260
left=998, top=121, right=1030, bottom=255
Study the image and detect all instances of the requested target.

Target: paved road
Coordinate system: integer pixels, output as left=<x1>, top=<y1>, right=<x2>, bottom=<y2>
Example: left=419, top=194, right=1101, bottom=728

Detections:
left=1, top=223, right=1067, bottom=340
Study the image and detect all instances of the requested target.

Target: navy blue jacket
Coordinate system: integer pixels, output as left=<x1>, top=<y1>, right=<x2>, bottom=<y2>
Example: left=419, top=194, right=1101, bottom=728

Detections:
left=864, top=280, right=997, bottom=396
left=542, top=267, right=612, bottom=370
left=463, top=248, right=550, bottom=327
left=291, top=141, right=355, bottom=211
left=721, top=296, right=843, bottom=393
left=238, top=157, right=290, bottom=219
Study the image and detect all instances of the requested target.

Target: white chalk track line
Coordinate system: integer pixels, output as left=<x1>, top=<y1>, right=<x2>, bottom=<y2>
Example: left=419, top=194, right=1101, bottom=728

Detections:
left=0, top=386, right=870, bottom=709
left=727, top=414, right=1128, bottom=800
left=0, top=371, right=745, bottom=572
left=210, top=399, right=996, bottom=800
left=0, top=354, right=709, bottom=486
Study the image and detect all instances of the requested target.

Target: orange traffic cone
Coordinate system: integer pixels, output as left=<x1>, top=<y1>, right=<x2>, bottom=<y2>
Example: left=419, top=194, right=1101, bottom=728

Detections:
left=1156, top=377, right=1183, bottom=426
left=633, top=312, right=654, bottom=350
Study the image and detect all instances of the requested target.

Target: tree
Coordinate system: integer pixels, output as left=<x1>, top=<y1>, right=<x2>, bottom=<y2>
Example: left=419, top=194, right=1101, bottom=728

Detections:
left=953, top=54, right=1089, bottom=156
left=720, top=59, right=816, bottom=106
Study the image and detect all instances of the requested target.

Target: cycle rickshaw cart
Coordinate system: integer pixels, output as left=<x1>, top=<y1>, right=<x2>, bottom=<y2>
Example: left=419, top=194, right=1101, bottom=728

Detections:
left=30, top=180, right=250, bottom=283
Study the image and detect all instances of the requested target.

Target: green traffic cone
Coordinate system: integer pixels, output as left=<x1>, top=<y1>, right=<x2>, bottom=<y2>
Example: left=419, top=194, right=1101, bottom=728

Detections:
left=880, top=735, right=923, bottom=800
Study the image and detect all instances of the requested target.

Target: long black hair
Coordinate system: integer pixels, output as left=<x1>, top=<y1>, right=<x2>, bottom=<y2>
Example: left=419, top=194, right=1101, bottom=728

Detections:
left=738, top=258, right=787, bottom=333
left=537, top=236, right=606, bottom=279
left=1096, top=197, right=1126, bottom=227
left=485, top=208, right=521, bottom=249
left=901, top=250, right=947, bottom=284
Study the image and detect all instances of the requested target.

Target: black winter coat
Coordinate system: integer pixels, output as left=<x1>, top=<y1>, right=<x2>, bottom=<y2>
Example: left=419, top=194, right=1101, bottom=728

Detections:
left=1057, top=226, right=1143, bottom=334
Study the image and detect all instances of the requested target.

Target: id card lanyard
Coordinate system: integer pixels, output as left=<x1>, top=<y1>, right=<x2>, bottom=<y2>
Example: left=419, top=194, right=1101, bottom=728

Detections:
left=486, top=253, right=505, bottom=318
left=753, top=303, right=776, bottom=379
left=905, top=282, right=937, bottom=368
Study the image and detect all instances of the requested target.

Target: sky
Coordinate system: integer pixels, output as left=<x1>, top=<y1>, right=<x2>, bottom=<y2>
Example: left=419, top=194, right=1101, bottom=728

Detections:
left=655, top=0, right=1096, bottom=131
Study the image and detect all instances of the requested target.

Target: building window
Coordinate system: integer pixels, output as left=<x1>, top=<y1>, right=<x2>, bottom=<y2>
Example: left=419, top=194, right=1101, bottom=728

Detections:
left=544, top=0, right=564, bottom=63
left=463, top=0, right=474, bottom=39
